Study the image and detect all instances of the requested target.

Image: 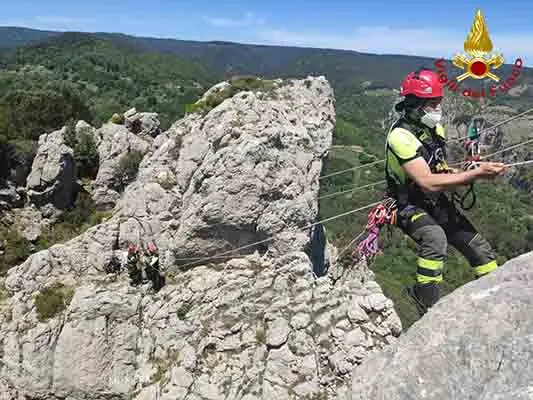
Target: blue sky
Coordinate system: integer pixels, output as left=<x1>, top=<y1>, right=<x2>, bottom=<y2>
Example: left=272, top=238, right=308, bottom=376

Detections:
left=1, top=0, right=531, bottom=64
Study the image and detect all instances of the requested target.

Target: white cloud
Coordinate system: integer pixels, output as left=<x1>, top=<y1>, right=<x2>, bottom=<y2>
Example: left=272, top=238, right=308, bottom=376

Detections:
left=255, top=26, right=530, bottom=65
left=204, top=12, right=265, bottom=28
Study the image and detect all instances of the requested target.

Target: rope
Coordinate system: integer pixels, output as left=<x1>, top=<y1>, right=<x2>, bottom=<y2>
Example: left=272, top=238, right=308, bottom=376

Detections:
left=317, top=180, right=386, bottom=200
left=447, top=106, right=533, bottom=144
left=480, top=138, right=533, bottom=160
left=505, top=159, right=533, bottom=168
left=171, top=180, right=387, bottom=263
left=449, top=137, right=533, bottom=168
left=352, top=198, right=397, bottom=261
left=175, top=201, right=382, bottom=268
left=336, top=232, right=366, bottom=260
left=319, top=159, right=384, bottom=180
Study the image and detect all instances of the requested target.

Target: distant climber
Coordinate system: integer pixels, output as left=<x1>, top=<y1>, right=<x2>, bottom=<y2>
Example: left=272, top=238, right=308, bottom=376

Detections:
left=143, top=243, right=165, bottom=292
left=385, top=67, right=507, bottom=314
left=104, top=255, right=122, bottom=275
left=126, top=244, right=143, bottom=286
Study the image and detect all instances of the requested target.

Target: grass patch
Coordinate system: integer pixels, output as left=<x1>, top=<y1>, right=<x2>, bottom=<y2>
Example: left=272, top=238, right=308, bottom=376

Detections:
left=255, top=327, right=266, bottom=344
left=0, top=282, right=8, bottom=302
left=113, top=150, right=144, bottom=192
left=149, top=350, right=179, bottom=386
left=186, top=76, right=276, bottom=115
left=111, top=112, right=125, bottom=124
left=0, top=226, right=32, bottom=276
left=157, top=175, right=177, bottom=190
left=177, top=302, right=192, bottom=320
left=33, top=283, right=74, bottom=321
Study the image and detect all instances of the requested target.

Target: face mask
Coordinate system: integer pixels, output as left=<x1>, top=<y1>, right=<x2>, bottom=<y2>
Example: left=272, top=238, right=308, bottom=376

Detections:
left=420, top=106, right=442, bottom=128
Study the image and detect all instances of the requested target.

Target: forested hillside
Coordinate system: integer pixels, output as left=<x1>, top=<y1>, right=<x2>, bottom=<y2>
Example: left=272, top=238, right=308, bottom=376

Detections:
left=0, top=32, right=215, bottom=161
left=1, top=28, right=532, bottom=329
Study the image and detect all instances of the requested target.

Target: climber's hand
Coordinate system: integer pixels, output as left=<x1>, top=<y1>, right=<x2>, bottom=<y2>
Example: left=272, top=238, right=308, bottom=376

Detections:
left=475, top=162, right=507, bottom=179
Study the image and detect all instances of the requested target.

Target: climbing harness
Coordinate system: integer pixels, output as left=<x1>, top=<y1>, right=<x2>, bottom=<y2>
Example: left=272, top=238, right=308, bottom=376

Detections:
left=352, top=198, right=397, bottom=262
left=446, top=126, right=481, bottom=211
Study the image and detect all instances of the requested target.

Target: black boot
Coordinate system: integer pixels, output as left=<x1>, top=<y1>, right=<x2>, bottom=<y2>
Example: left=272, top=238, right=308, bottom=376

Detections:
left=407, top=283, right=440, bottom=315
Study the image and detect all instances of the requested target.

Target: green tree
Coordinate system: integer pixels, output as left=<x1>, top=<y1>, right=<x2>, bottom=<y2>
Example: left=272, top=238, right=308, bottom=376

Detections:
left=74, top=131, right=99, bottom=179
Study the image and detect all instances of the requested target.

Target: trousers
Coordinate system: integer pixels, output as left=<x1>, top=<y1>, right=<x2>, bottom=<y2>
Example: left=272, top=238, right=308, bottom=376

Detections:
left=397, top=194, right=497, bottom=308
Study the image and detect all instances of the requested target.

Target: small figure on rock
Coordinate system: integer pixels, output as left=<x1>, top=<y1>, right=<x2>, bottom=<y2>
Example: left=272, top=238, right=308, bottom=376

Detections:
left=143, top=243, right=165, bottom=292
left=126, top=244, right=143, bottom=286
left=103, top=254, right=122, bottom=276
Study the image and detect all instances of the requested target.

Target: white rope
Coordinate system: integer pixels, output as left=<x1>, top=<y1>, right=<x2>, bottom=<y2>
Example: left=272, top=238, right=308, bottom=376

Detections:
left=449, top=137, right=533, bottom=167
left=448, top=106, right=533, bottom=144
left=175, top=201, right=382, bottom=268
left=319, top=159, right=384, bottom=180
left=318, top=180, right=386, bottom=200
left=480, top=138, right=533, bottom=160
left=335, top=231, right=366, bottom=261
left=505, top=159, right=533, bottom=168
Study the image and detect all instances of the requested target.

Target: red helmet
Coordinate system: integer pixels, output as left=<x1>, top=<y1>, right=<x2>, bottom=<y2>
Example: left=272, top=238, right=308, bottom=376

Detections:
left=400, top=69, right=443, bottom=98
left=147, top=243, right=157, bottom=253
left=127, top=244, right=138, bottom=254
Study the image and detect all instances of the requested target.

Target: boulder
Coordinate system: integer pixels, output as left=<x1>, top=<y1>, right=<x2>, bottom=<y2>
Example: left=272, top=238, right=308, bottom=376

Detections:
left=91, top=123, right=150, bottom=208
left=0, top=181, right=23, bottom=211
left=119, top=76, right=336, bottom=265
left=25, top=128, right=77, bottom=214
left=350, top=252, right=533, bottom=400
left=124, top=107, right=161, bottom=138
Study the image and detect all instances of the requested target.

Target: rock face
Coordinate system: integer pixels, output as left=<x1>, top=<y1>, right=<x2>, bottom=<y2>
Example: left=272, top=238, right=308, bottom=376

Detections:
left=350, top=251, right=533, bottom=400
left=90, top=121, right=150, bottom=208
left=0, top=181, right=24, bottom=211
left=25, top=128, right=77, bottom=215
left=124, top=107, right=162, bottom=139
left=1, top=252, right=400, bottom=400
left=119, top=77, right=336, bottom=265
left=0, top=76, right=402, bottom=399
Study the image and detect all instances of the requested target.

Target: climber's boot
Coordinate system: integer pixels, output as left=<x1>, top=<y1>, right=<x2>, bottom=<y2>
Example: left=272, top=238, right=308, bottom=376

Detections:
left=407, top=283, right=440, bottom=316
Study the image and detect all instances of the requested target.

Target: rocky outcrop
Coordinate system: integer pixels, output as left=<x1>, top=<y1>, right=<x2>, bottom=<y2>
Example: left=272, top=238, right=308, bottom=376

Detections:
left=90, top=122, right=150, bottom=208
left=0, top=181, right=24, bottom=211
left=350, top=251, right=533, bottom=400
left=1, top=252, right=400, bottom=400
left=25, top=128, right=77, bottom=216
left=11, top=206, right=49, bottom=242
left=119, top=77, right=335, bottom=264
left=0, top=76, right=402, bottom=399
left=124, top=107, right=162, bottom=139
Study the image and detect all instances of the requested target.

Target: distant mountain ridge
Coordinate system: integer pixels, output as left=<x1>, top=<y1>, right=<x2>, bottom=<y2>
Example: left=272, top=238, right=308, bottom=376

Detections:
left=0, top=26, right=60, bottom=49
left=1, top=26, right=530, bottom=91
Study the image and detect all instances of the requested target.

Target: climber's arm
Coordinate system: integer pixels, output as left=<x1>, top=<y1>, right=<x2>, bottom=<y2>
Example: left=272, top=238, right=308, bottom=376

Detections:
left=402, top=157, right=480, bottom=192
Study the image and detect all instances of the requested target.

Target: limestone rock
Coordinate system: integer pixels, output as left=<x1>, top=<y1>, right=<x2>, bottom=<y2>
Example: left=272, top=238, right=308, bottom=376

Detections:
left=351, top=252, right=533, bottom=400
left=124, top=107, right=161, bottom=138
left=11, top=206, right=47, bottom=242
left=0, top=77, right=402, bottom=400
left=0, top=181, right=23, bottom=211
left=266, top=318, right=290, bottom=348
left=26, top=128, right=77, bottom=213
left=91, top=123, right=150, bottom=207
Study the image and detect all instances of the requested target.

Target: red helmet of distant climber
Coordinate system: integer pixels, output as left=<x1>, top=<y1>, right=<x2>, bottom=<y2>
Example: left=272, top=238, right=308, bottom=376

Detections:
left=147, top=243, right=157, bottom=254
left=127, top=244, right=139, bottom=254
left=400, top=68, right=443, bottom=98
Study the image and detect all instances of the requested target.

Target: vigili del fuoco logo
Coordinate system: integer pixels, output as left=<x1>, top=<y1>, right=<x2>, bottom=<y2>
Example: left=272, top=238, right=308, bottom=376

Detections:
left=434, top=9, right=523, bottom=98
